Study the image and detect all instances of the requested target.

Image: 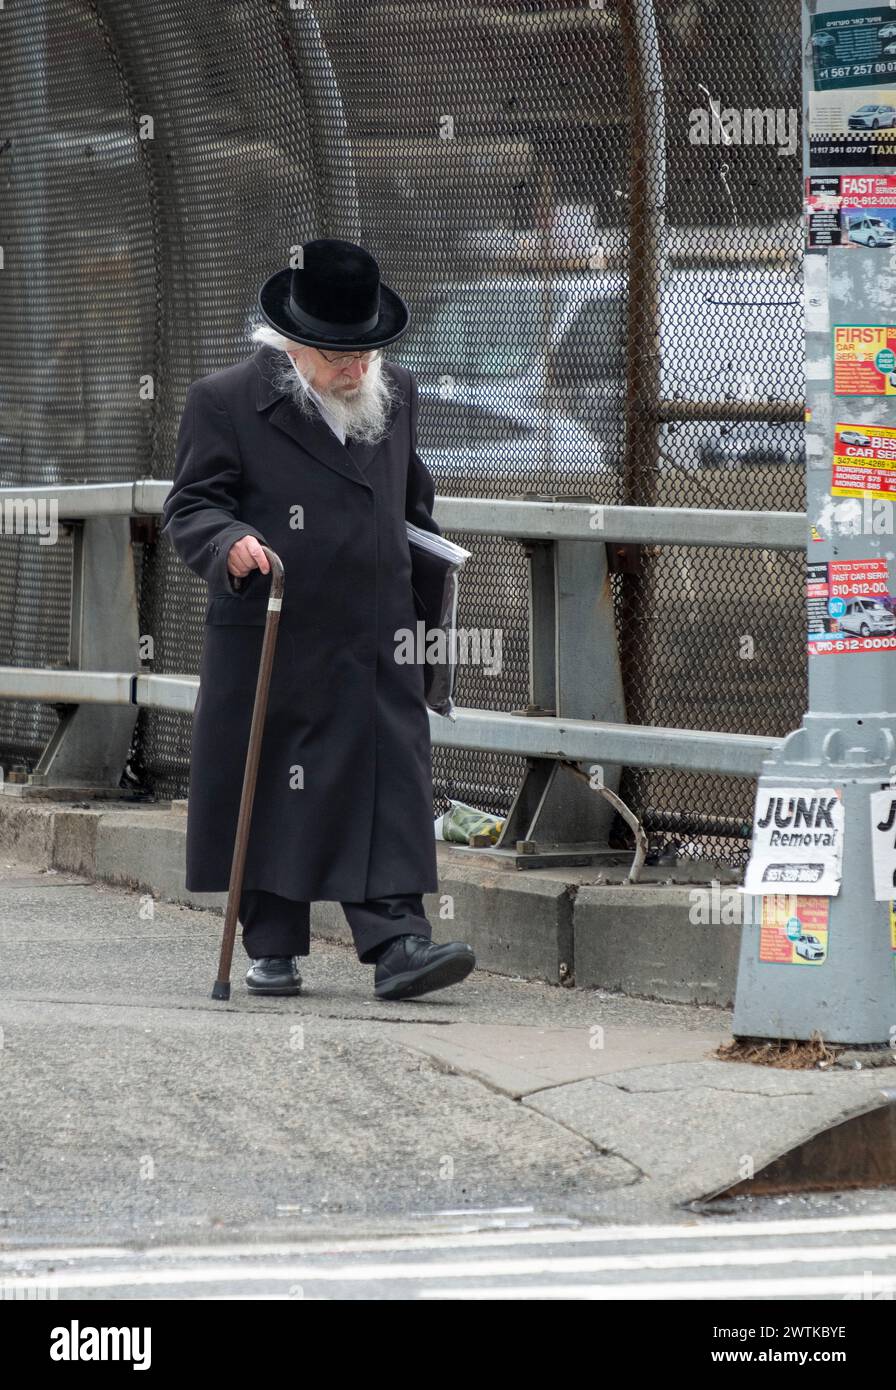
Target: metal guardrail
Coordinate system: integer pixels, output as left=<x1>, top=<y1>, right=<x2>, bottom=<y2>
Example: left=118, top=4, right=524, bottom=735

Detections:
left=0, top=481, right=802, bottom=788
left=0, top=480, right=806, bottom=550
left=0, top=667, right=781, bottom=777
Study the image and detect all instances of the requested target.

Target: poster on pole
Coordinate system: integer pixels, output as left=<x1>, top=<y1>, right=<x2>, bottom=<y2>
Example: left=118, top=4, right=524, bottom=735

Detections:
left=809, top=6, right=896, bottom=165
left=806, top=556, right=896, bottom=654
left=870, top=787, right=896, bottom=900
left=811, top=6, right=896, bottom=93
left=806, top=174, right=896, bottom=246
left=759, top=896, right=830, bottom=965
left=833, top=324, right=896, bottom=394
left=831, top=421, right=896, bottom=499
left=743, top=787, right=844, bottom=895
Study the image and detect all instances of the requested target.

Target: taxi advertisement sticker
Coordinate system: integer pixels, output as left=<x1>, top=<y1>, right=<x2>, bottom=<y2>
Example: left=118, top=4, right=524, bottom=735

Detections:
left=759, top=896, right=830, bottom=966
left=811, top=8, right=896, bottom=93
left=806, top=174, right=896, bottom=248
left=833, top=325, right=896, bottom=394
left=832, top=421, right=896, bottom=499
left=807, top=556, right=896, bottom=655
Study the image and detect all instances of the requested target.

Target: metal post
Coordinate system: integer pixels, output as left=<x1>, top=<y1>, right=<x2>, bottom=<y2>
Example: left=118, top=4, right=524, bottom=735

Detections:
left=617, top=0, right=667, bottom=511
left=491, top=0, right=667, bottom=866
left=493, top=512, right=629, bottom=867
left=15, top=517, right=139, bottom=794
left=732, top=0, right=896, bottom=1044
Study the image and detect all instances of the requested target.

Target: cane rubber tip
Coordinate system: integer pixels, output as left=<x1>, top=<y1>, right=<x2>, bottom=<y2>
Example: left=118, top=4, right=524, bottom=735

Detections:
left=211, top=980, right=231, bottom=1001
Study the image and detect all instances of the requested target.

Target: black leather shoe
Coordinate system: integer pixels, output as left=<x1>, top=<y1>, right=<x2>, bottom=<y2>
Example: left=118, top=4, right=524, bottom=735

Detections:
left=246, top=956, right=303, bottom=996
left=374, top=934, right=475, bottom=1001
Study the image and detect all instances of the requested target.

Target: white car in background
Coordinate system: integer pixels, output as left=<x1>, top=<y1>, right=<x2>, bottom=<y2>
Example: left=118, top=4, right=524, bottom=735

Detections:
left=397, top=266, right=803, bottom=490
left=394, top=263, right=804, bottom=754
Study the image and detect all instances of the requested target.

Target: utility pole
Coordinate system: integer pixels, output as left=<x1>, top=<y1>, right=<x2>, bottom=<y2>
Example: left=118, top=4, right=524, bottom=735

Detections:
left=733, top=0, right=896, bottom=1044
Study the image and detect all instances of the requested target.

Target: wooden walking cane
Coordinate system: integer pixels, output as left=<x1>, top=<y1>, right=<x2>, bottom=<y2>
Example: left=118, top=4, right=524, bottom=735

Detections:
left=212, top=545, right=285, bottom=1001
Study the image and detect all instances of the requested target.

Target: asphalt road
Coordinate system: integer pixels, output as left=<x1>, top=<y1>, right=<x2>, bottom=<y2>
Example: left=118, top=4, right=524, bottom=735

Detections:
left=4, top=1207, right=896, bottom=1300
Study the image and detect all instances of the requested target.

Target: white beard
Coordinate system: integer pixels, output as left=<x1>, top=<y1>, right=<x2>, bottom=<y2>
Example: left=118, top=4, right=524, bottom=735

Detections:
left=270, top=351, right=401, bottom=446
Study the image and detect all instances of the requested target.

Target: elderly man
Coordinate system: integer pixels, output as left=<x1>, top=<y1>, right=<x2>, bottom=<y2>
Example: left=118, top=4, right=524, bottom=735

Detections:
left=161, top=238, right=475, bottom=1000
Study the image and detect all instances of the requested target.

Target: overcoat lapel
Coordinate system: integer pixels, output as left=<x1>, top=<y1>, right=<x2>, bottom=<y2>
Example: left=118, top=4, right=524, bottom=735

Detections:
left=253, top=342, right=393, bottom=484
left=344, top=436, right=379, bottom=473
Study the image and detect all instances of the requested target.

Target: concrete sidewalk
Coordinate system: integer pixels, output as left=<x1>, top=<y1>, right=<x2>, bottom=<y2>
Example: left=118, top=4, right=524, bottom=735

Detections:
left=0, top=856, right=893, bottom=1247
left=0, top=792, right=746, bottom=1003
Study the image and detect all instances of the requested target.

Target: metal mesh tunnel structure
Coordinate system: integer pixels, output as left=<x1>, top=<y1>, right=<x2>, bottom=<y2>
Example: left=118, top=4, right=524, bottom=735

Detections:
left=0, top=1, right=806, bottom=868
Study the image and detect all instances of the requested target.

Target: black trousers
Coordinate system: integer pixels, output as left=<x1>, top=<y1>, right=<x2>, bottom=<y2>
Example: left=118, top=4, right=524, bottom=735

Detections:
left=238, top=887, right=432, bottom=964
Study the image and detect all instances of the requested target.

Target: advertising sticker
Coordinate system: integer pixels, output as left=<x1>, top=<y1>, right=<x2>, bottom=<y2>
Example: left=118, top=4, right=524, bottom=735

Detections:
left=744, top=787, right=844, bottom=895
left=806, top=174, right=896, bottom=246
left=807, top=556, right=896, bottom=654
left=833, top=324, right=896, bottom=393
left=871, top=787, right=896, bottom=900
left=832, top=420, right=896, bottom=499
left=811, top=7, right=896, bottom=92
left=759, top=895, right=830, bottom=966
left=810, top=85, right=896, bottom=167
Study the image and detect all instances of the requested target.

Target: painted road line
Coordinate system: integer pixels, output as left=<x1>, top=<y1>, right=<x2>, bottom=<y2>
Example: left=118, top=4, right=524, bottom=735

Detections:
left=421, top=1273, right=896, bottom=1300
left=6, top=1210, right=896, bottom=1265
left=3, top=1242, right=896, bottom=1292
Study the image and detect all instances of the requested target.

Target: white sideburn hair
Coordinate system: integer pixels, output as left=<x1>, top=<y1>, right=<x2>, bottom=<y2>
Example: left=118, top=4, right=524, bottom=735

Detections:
left=250, top=322, right=300, bottom=353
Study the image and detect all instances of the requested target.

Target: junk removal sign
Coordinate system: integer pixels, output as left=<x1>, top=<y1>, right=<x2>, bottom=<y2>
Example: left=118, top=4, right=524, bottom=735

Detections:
left=871, top=788, right=896, bottom=900
left=744, top=787, right=845, bottom=895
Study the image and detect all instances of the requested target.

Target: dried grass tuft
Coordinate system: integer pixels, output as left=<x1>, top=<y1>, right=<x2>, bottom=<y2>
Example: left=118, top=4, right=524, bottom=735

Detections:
left=715, top=1030, right=839, bottom=1070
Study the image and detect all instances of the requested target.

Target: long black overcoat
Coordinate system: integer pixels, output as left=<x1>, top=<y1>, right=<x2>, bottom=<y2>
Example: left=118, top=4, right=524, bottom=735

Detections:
left=160, top=342, right=441, bottom=903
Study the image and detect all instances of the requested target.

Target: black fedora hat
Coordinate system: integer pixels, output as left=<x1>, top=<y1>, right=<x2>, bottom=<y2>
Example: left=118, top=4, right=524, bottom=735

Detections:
left=257, top=238, right=410, bottom=350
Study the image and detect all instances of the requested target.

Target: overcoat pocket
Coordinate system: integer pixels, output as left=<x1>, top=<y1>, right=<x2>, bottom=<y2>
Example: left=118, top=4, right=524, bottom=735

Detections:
left=204, top=593, right=269, bottom=626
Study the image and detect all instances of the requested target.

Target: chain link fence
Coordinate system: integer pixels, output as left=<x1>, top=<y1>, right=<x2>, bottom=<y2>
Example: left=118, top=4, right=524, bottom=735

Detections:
left=0, top=0, right=806, bottom=868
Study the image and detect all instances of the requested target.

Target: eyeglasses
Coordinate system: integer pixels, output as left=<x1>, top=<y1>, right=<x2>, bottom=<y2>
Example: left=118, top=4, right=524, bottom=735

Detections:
left=316, top=346, right=384, bottom=366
